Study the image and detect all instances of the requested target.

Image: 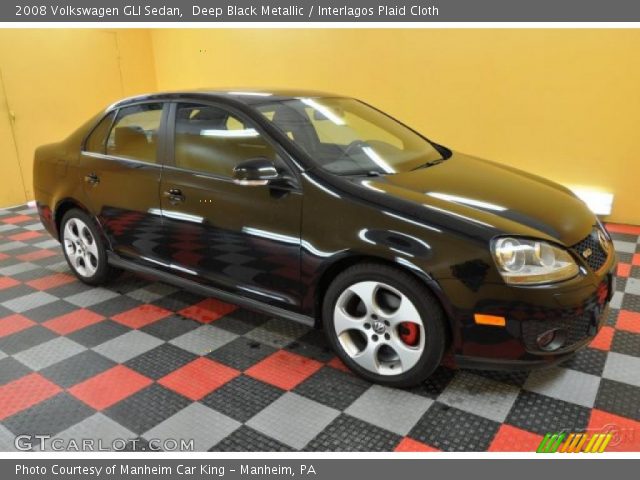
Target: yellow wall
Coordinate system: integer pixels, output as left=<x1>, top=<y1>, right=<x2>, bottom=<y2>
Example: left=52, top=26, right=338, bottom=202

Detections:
left=0, top=29, right=156, bottom=204
left=151, top=29, right=640, bottom=225
left=1, top=29, right=638, bottom=224
left=0, top=72, right=26, bottom=206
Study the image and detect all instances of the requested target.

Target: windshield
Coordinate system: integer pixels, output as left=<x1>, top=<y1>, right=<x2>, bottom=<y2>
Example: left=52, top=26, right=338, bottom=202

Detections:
left=256, top=97, right=445, bottom=175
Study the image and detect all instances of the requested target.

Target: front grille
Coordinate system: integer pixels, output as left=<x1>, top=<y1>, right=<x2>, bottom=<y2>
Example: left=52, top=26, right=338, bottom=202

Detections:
left=571, top=228, right=609, bottom=272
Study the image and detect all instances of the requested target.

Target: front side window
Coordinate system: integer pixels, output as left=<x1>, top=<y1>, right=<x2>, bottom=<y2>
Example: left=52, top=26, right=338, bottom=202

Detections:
left=256, top=97, right=445, bottom=175
left=106, top=103, right=163, bottom=163
left=174, top=103, right=281, bottom=178
left=84, top=112, right=115, bottom=154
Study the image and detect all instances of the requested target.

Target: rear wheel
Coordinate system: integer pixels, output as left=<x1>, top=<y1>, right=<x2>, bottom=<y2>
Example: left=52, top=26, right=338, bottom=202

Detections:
left=323, top=263, right=447, bottom=387
left=60, top=209, right=120, bottom=285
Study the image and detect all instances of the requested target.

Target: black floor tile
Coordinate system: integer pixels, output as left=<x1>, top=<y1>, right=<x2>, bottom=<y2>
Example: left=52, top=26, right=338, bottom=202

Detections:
left=67, top=320, right=130, bottom=348
left=595, top=378, right=640, bottom=421
left=212, top=426, right=293, bottom=452
left=409, top=402, right=500, bottom=451
left=202, top=376, right=284, bottom=423
left=207, top=337, right=277, bottom=371
left=305, top=414, right=401, bottom=451
left=104, top=384, right=190, bottom=434
left=294, top=366, right=370, bottom=410
left=125, top=344, right=197, bottom=380
left=40, top=350, right=116, bottom=388
left=3, top=393, right=94, bottom=437
left=506, top=391, right=591, bottom=435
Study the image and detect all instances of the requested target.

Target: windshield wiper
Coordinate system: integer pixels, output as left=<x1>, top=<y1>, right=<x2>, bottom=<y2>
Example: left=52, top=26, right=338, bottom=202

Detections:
left=411, top=158, right=447, bottom=171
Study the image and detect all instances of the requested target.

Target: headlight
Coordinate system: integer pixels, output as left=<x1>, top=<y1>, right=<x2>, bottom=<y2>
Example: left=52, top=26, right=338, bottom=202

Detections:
left=492, top=237, right=579, bottom=285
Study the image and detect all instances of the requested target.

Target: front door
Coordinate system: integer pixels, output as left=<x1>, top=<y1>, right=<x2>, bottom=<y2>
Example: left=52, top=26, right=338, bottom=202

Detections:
left=158, top=102, right=302, bottom=309
left=79, top=102, right=167, bottom=263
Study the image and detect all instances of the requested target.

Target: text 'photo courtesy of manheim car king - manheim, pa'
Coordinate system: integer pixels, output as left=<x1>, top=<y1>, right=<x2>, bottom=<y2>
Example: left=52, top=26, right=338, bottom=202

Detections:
left=33, top=89, right=616, bottom=387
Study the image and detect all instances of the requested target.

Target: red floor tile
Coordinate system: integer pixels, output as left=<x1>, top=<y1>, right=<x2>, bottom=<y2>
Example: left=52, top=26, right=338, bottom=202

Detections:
left=0, top=277, right=20, bottom=290
left=488, top=424, right=544, bottom=452
left=326, top=356, right=351, bottom=373
left=633, top=253, right=640, bottom=266
left=112, top=304, right=172, bottom=329
left=16, top=249, right=57, bottom=262
left=26, top=273, right=76, bottom=291
left=0, top=253, right=9, bottom=262
left=617, top=263, right=631, bottom=278
left=606, top=223, right=640, bottom=236
left=616, top=310, right=640, bottom=334
left=395, top=437, right=440, bottom=452
left=589, top=325, right=615, bottom=351
left=159, top=358, right=240, bottom=400
left=0, top=373, right=62, bottom=420
left=0, top=314, right=36, bottom=338
left=2, top=215, right=33, bottom=224
left=43, top=309, right=105, bottom=335
left=246, top=350, right=323, bottom=390
left=588, top=410, right=640, bottom=452
left=69, top=365, right=152, bottom=410
left=8, top=230, right=43, bottom=241
left=178, top=298, right=237, bottom=323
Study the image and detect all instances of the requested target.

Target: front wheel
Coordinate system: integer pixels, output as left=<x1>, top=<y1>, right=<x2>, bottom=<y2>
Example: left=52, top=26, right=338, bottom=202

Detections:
left=60, top=209, right=120, bottom=285
left=323, top=263, right=447, bottom=387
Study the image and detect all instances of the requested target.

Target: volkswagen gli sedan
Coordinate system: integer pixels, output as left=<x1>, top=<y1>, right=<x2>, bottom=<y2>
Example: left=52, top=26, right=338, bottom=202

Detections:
left=33, top=90, right=616, bottom=386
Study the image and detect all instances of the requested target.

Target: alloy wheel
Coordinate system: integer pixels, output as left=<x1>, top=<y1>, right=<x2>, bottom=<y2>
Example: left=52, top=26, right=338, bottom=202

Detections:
left=63, top=217, right=99, bottom=277
left=333, top=280, right=425, bottom=375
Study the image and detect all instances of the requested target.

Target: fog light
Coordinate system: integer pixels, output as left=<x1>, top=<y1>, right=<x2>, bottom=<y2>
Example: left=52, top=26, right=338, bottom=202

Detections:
left=536, top=328, right=567, bottom=351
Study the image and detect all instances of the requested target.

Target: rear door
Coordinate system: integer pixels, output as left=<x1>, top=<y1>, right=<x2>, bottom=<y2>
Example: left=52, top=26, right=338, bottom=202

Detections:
left=79, top=102, right=168, bottom=263
left=157, top=101, right=303, bottom=309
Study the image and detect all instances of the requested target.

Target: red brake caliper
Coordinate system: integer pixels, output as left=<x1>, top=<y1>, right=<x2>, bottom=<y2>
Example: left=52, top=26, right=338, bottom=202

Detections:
left=399, top=322, right=419, bottom=346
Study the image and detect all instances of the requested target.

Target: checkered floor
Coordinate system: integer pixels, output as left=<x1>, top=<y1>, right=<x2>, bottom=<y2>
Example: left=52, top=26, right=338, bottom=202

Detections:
left=0, top=204, right=639, bottom=452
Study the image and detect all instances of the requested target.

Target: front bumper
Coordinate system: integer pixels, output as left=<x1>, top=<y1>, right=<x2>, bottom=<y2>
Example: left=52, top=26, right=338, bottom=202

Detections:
left=441, top=253, right=616, bottom=371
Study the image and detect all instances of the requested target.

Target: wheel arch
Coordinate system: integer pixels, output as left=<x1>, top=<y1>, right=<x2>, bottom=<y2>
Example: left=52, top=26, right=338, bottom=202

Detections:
left=53, top=198, right=112, bottom=251
left=54, top=198, right=91, bottom=239
left=312, top=254, right=455, bottom=342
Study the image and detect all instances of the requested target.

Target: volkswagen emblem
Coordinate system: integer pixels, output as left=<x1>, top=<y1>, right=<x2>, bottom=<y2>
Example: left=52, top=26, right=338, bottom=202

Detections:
left=372, top=320, right=386, bottom=334
left=597, top=229, right=611, bottom=255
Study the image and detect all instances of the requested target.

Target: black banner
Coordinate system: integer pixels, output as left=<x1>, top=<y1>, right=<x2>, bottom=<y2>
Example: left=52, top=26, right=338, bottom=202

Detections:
left=4, top=459, right=639, bottom=480
left=4, top=0, right=640, bottom=22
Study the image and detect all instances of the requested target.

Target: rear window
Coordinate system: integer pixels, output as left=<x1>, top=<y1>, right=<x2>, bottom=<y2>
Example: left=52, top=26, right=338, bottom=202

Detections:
left=84, top=112, right=115, bottom=154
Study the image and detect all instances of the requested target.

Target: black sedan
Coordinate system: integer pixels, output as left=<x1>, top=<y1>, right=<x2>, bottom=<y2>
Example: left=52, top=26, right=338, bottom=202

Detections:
left=33, top=90, right=616, bottom=386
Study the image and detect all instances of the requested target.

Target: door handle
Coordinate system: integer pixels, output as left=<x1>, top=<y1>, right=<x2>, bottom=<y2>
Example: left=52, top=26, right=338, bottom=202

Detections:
left=163, top=188, right=185, bottom=204
left=84, top=173, right=100, bottom=186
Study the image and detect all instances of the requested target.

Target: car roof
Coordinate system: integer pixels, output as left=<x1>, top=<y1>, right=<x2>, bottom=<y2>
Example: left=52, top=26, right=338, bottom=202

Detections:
left=108, top=88, right=345, bottom=110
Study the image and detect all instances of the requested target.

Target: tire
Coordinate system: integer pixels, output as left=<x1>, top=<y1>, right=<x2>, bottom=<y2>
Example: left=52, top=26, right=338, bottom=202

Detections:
left=322, top=262, right=447, bottom=387
left=60, top=209, right=120, bottom=286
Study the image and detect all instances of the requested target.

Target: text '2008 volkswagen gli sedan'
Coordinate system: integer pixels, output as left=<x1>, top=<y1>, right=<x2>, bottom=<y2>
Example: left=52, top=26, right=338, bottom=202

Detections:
left=33, top=90, right=616, bottom=386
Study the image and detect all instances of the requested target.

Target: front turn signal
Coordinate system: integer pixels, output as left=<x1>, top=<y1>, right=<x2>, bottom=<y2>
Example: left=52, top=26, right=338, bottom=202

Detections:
left=474, top=314, right=506, bottom=327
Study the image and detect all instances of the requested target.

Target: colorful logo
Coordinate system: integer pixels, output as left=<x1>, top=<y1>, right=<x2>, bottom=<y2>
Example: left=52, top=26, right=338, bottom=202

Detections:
left=537, top=432, right=613, bottom=453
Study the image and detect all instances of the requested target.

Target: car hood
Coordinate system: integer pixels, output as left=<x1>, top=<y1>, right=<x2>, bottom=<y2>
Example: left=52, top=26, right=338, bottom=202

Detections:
left=350, top=152, right=595, bottom=246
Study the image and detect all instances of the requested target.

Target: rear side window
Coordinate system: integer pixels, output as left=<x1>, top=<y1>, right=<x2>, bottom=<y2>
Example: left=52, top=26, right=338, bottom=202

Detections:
left=84, top=112, right=115, bottom=154
left=174, top=103, right=280, bottom=178
left=106, top=103, right=163, bottom=163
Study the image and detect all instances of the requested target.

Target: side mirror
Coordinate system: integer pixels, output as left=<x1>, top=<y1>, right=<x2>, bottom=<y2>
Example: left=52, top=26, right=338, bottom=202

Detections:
left=233, top=157, right=279, bottom=186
